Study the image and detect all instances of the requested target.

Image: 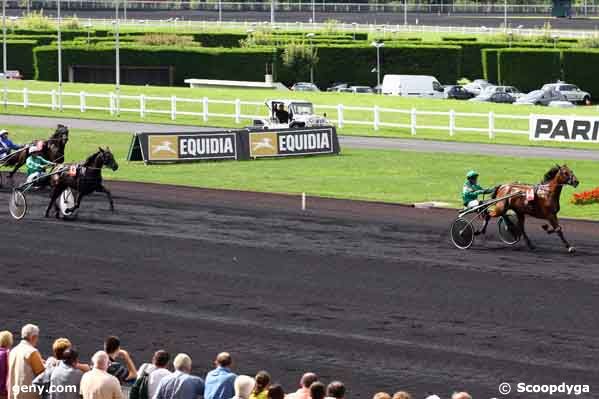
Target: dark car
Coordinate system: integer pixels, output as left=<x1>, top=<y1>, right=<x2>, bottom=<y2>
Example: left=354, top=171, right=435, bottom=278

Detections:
left=488, top=92, right=515, bottom=104
left=444, top=85, right=474, bottom=100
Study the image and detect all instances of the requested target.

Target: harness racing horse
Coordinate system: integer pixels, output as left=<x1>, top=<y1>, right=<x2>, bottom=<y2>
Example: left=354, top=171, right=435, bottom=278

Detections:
left=477, top=164, right=579, bottom=253
left=45, top=147, right=119, bottom=218
left=2, top=124, right=69, bottom=180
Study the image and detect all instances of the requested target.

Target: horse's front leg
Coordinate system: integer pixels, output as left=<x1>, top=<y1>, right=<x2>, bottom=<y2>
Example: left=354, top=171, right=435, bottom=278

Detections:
left=67, top=192, right=84, bottom=214
left=546, top=214, right=575, bottom=253
left=97, top=184, right=114, bottom=212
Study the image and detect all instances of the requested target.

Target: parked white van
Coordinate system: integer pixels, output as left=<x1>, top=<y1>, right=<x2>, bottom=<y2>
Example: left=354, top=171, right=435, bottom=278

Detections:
left=381, top=75, right=445, bottom=98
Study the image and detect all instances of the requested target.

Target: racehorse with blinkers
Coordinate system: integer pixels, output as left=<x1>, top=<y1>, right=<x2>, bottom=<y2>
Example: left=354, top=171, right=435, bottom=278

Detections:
left=45, top=147, right=118, bottom=218
left=477, top=164, right=579, bottom=253
left=1, top=124, right=69, bottom=180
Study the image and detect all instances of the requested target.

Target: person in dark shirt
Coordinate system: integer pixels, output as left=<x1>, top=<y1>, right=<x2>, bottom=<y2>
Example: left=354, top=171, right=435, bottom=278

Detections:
left=104, top=335, right=137, bottom=384
left=275, top=104, right=289, bottom=124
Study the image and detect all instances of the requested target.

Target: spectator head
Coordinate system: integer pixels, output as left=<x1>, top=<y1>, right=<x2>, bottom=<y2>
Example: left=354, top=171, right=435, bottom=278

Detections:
left=173, top=353, right=192, bottom=373
left=21, top=324, right=39, bottom=346
left=91, top=351, right=109, bottom=371
left=372, top=393, right=392, bottom=399
left=215, top=352, right=233, bottom=368
left=267, top=384, right=285, bottom=399
left=425, top=396, right=441, bottom=399
left=0, top=330, right=13, bottom=349
left=310, top=382, right=326, bottom=399
left=327, top=382, right=346, bottom=399
left=253, top=371, right=271, bottom=394
left=62, top=348, right=79, bottom=367
left=104, top=336, right=121, bottom=356
left=451, top=393, right=472, bottom=399
left=52, top=338, right=72, bottom=360
left=392, top=392, right=412, bottom=399
left=234, top=375, right=255, bottom=399
left=300, top=373, right=319, bottom=389
left=152, top=350, right=170, bottom=368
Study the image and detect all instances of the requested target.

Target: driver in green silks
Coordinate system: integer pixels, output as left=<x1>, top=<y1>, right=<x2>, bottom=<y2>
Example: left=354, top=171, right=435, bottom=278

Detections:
left=462, top=170, right=495, bottom=208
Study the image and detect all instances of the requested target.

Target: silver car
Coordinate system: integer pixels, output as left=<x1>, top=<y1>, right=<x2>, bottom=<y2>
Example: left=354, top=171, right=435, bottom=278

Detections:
left=514, top=89, right=567, bottom=106
left=541, top=83, right=591, bottom=105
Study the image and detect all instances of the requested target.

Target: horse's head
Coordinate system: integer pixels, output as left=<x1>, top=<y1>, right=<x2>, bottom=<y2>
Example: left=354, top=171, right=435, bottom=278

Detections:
left=53, top=124, right=69, bottom=146
left=557, top=164, right=579, bottom=188
left=98, top=147, right=119, bottom=171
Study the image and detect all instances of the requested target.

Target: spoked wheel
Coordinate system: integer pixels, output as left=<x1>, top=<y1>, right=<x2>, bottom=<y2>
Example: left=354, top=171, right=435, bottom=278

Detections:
left=498, top=211, right=521, bottom=246
left=450, top=217, right=475, bottom=250
left=59, top=188, right=78, bottom=220
left=9, top=189, right=27, bottom=220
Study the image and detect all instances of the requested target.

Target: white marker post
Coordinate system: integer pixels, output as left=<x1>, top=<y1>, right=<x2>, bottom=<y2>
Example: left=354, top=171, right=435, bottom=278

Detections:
left=301, top=192, right=306, bottom=211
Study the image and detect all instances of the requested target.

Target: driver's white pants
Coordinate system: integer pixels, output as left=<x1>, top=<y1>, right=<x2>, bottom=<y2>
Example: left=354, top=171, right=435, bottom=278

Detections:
left=467, top=200, right=480, bottom=208
left=26, top=172, right=42, bottom=184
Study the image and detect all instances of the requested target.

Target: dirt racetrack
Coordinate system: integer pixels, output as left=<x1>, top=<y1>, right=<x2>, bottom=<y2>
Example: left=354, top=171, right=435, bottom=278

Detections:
left=1, top=180, right=598, bottom=399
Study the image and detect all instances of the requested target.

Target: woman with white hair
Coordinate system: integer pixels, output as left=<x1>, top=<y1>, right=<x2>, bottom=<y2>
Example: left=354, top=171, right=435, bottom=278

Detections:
left=8, top=324, right=45, bottom=399
left=232, top=376, right=256, bottom=399
left=0, top=331, right=13, bottom=399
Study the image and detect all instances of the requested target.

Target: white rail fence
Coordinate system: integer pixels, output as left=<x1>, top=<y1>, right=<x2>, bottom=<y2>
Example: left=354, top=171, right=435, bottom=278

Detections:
left=3, top=88, right=530, bottom=138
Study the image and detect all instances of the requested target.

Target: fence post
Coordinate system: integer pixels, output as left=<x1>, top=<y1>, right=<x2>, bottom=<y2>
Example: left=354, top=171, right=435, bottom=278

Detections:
left=337, top=104, right=344, bottom=128
left=235, top=98, right=241, bottom=124
left=139, top=95, right=145, bottom=118
left=109, top=92, right=115, bottom=116
left=171, top=95, right=177, bottom=121
left=373, top=105, right=379, bottom=131
left=22, top=88, right=28, bottom=108
left=79, top=91, right=86, bottom=112
left=410, top=108, right=417, bottom=135
left=488, top=111, right=495, bottom=139
left=51, top=89, right=57, bottom=111
left=449, top=109, right=455, bottom=136
left=202, top=97, right=208, bottom=122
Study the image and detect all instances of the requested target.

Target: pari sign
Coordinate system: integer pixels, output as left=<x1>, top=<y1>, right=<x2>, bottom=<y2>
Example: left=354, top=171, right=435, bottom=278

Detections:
left=530, top=115, right=599, bottom=143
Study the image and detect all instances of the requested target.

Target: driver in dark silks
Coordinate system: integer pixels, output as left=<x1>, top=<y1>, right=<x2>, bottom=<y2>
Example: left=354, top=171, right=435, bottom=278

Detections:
left=0, top=129, right=23, bottom=160
left=25, top=147, right=54, bottom=186
left=275, top=104, right=289, bottom=123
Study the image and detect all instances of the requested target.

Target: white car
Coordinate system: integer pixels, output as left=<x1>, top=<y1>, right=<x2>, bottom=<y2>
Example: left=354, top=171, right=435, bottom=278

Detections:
left=470, top=85, right=523, bottom=101
left=337, top=86, right=374, bottom=94
left=541, top=83, right=591, bottom=105
left=252, top=99, right=329, bottom=129
left=463, top=79, right=492, bottom=96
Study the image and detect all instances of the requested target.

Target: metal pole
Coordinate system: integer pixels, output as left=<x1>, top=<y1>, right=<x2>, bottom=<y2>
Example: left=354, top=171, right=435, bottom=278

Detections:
left=376, top=46, right=381, bottom=88
left=503, top=0, right=507, bottom=32
left=312, top=0, right=315, bottom=23
left=115, top=0, right=120, bottom=115
left=270, top=0, right=274, bottom=24
left=2, top=0, right=6, bottom=111
left=310, top=38, right=313, bottom=83
left=218, top=0, right=222, bottom=23
left=57, top=0, right=63, bottom=111
left=404, top=0, right=407, bottom=25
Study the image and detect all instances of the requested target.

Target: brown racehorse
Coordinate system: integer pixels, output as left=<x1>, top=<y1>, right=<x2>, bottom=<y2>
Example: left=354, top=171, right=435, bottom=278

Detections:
left=1, top=124, right=69, bottom=181
left=478, top=164, right=580, bottom=253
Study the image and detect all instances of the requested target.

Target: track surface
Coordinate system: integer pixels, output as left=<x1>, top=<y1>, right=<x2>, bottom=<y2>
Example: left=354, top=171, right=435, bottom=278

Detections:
left=4, top=114, right=599, bottom=160
left=1, top=180, right=598, bottom=399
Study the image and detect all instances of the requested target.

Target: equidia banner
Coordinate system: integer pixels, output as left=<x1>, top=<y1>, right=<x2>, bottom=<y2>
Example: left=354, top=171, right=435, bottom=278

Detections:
left=127, top=127, right=340, bottom=163
left=530, top=115, right=599, bottom=143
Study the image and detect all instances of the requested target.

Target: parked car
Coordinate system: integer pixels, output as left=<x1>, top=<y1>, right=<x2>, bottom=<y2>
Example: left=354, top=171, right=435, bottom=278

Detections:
left=514, top=88, right=567, bottom=106
left=487, top=92, right=516, bottom=104
left=291, top=82, right=320, bottom=92
left=444, top=85, right=474, bottom=100
left=541, top=82, right=591, bottom=105
left=347, top=86, right=374, bottom=94
left=463, top=79, right=491, bottom=96
left=327, top=82, right=349, bottom=92
left=470, top=85, right=522, bottom=102
left=381, top=75, right=444, bottom=98
left=252, top=99, right=329, bottom=129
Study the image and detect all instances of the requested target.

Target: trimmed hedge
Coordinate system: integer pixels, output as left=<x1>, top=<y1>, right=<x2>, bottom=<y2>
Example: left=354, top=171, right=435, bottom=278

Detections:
left=33, top=44, right=276, bottom=84
left=441, top=37, right=478, bottom=42
left=10, top=28, right=95, bottom=41
left=563, top=49, right=598, bottom=99
left=110, top=31, right=247, bottom=47
left=481, top=48, right=500, bottom=84
left=6, top=34, right=56, bottom=45
left=276, top=44, right=461, bottom=87
left=497, top=48, right=562, bottom=92
left=0, top=40, right=38, bottom=78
